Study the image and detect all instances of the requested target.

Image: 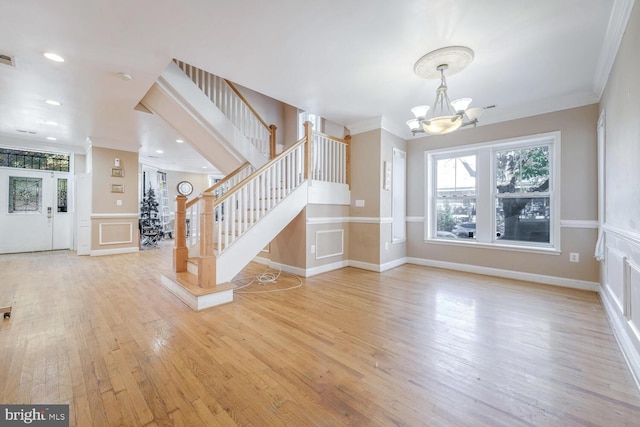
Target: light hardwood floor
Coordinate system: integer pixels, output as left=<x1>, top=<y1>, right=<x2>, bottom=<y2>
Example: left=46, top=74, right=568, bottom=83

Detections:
left=1, top=242, right=639, bottom=426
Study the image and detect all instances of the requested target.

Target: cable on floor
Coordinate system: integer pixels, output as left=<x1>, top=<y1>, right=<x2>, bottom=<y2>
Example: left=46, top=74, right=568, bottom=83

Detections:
left=232, top=267, right=303, bottom=294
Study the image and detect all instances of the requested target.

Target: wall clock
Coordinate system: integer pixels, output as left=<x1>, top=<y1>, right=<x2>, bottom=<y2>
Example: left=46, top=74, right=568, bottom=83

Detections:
left=177, top=181, right=193, bottom=196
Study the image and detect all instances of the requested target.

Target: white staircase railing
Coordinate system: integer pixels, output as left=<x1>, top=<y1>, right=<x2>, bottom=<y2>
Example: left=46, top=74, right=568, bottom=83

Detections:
left=311, top=131, right=350, bottom=184
left=185, top=162, right=254, bottom=252
left=173, top=59, right=275, bottom=159
left=210, top=139, right=306, bottom=255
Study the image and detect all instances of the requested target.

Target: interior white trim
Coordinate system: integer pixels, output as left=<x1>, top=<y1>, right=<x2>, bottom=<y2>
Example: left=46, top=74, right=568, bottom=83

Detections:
left=350, top=217, right=393, bottom=224
left=306, top=216, right=350, bottom=225
left=90, top=247, right=139, bottom=257
left=315, top=229, right=344, bottom=260
left=605, top=223, right=640, bottom=247
left=406, top=257, right=599, bottom=292
left=593, top=0, right=636, bottom=97
left=600, top=283, right=640, bottom=389
left=90, top=213, right=139, bottom=219
left=560, top=220, right=599, bottom=228
left=98, top=222, right=133, bottom=245
left=406, top=216, right=424, bottom=222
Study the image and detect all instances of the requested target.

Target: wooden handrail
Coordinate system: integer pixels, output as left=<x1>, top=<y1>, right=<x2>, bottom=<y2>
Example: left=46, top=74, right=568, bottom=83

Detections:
left=224, top=79, right=270, bottom=130
left=312, top=130, right=350, bottom=145
left=185, top=162, right=252, bottom=209
left=212, top=136, right=307, bottom=208
left=203, top=162, right=251, bottom=194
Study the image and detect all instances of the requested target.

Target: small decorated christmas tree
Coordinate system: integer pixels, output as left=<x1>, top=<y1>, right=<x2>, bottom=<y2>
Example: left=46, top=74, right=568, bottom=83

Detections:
left=140, top=187, right=162, bottom=241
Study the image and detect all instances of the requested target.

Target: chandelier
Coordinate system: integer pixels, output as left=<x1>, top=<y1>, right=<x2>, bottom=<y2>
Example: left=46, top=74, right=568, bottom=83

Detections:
left=407, top=46, right=485, bottom=135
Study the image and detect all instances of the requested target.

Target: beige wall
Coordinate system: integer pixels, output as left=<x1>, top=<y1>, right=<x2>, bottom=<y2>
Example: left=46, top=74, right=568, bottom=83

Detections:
left=90, top=146, right=139, bottom=252
left=407, top=104, right=600, bottom=282
left=235, top=83, right=287, bottom=147
left=165, top=170, right=210, bottom=207
left=349, top=129, right=382, bottom=265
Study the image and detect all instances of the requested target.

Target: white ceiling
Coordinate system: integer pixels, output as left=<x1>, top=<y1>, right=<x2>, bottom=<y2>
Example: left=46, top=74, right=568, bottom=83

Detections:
left=0, top=0, right=628, bottom=173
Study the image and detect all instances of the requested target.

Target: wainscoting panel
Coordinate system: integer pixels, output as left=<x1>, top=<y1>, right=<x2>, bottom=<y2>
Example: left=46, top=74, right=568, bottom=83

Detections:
left=99, top=222, right=134, bottom=245
left=600, top=226, right=640, bottom=388
left=628, top=260, right=640, bottom=343
left=315, top=229, right=344, bottom=260
left=606, top=245, right=627, bottom=315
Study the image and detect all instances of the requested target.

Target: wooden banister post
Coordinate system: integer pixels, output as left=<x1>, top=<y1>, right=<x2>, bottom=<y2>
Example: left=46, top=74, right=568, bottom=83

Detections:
left=345, top=134, right=352, bottom=189
left=304, top=120, right=313, bottom=180
left=174, top=195, right=188, bottom=273
left=198, top=192, right=216, bottom=288
left=269, top=124, right=277, bottom=159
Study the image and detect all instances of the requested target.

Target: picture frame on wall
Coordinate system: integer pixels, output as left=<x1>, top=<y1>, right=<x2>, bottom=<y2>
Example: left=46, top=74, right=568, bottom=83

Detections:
left=111, top=184, right=125, bottom=193
left=111, top=167, right=125, bottom=177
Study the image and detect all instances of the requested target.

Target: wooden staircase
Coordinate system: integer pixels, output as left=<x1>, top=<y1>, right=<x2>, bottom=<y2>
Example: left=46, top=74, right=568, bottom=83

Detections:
left=147, top=59, right=351, bottom=310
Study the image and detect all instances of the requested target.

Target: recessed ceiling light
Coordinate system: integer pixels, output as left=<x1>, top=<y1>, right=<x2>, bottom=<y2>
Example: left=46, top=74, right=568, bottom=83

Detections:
left=45, top=99, right=61, bottom=106
left=43, top=52, right=65, bottom=62
left=116, top=72, right=132, bottom=81
left=41, top=120, right=58, bottom=126
left=176, top=139, right=184, bottom=143
left=46, top=136, right=57, bottom=141
left=202, top=166, right=207, bottom=169
left=155, top=150, right=164, bottom=154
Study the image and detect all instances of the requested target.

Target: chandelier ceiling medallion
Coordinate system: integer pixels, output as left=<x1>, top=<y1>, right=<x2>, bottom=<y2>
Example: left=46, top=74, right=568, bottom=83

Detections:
left=407, top=46, right=485, bottom=135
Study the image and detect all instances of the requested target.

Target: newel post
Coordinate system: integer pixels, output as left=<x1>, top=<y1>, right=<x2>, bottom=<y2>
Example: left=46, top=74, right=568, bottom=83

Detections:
left=174, top=195, right=188, bottom=273
left=269, top=124, right=277, bottom=159
left=304, top=120, right=313, bottom=180
left=345, top=134, right=352, bottom=189
left=198, top=192, right=216, bottom=288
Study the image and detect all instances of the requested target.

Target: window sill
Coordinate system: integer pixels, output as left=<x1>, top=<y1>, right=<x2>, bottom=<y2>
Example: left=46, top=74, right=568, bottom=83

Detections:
left=425, top=238, right=561, bottom=255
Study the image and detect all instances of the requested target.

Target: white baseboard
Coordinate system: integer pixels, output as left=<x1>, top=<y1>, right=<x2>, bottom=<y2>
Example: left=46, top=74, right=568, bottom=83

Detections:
left=252, top=256, right=270, bottom=266
left=267, top=261, right=307, bottom=277
left=405, top=257, right=600, bottom=292
left=306, top=260, right=349, bottom=277
left=379, top=257, right=408, bottom=272
left=90, top=246, right=139, bottom=256
left=348, top=260, right=383, bottom=272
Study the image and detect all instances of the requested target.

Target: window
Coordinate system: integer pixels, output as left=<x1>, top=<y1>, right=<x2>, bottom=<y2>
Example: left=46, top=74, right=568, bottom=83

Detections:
left=298, top=111, right=322, bottom=138
left=0, top=148, right=70, bottom=172
left=427, top=133, right=559, bottom=250
left=9, top=177, right=42, bottom=213
left=57, top=178, right=68, bottom=213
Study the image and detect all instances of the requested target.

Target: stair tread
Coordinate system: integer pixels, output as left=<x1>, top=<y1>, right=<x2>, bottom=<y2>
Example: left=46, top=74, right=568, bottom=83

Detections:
left=168, top=271, right=236, bottom=296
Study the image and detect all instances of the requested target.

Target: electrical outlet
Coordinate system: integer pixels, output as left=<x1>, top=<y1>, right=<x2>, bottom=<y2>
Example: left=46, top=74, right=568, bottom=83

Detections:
left=385, top=242, right=389, bottom=250
left=116, top=200, right=122, bottom=206
left=311, top=244, right=316, bottom=254
left=355, top=199, right=365, bottom=207
left=569, top=252, right=579, bottom=262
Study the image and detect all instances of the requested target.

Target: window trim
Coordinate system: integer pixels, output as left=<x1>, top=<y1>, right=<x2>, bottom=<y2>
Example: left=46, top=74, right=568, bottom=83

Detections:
left=425, top=131, right=561, bottom=252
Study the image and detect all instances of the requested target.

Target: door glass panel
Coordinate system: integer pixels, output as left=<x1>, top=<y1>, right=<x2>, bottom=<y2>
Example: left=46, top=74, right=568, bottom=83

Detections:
left=57, top=178, right=68, bottom=212
left=8, top=177, right=42, bottom=213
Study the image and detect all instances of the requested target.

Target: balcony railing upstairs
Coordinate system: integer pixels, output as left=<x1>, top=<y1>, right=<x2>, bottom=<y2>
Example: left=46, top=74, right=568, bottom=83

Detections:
left=310, top=131, right=351, bottom=184
left=173, top=59, right=277, bottom=159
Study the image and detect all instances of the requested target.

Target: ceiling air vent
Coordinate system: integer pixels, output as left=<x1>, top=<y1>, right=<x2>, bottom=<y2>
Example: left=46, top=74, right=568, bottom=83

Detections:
left=0, top=54, right=15, bottom=67
left=16, top=129, right=37, bottom=135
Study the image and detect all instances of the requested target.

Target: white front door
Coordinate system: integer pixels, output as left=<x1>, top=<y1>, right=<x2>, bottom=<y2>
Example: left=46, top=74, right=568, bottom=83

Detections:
left=0, top=168, right=72, bottom=253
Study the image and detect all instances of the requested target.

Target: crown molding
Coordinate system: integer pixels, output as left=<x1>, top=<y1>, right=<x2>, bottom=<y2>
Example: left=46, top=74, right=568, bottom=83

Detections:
left=593, top=0, right=636, bottom=98
left=346, top=116, right=411, bottom=139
